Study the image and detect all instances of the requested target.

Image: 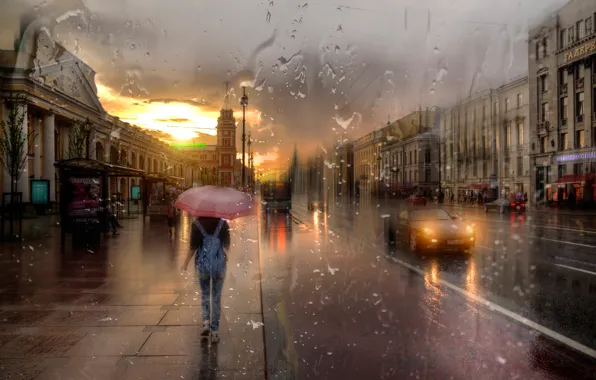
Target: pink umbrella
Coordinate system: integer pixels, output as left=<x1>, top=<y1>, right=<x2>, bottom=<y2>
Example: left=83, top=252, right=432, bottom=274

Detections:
left=174, top=186, right=254, bottom=220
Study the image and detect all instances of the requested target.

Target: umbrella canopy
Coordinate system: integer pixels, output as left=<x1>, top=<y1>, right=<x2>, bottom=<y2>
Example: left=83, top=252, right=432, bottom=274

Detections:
left=174, top=186, right=254, bottom=219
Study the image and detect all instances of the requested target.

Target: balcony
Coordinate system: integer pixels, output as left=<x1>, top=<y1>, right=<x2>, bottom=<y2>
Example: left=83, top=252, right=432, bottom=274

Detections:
left=577, top=114, right=584, bottom=124
left=537, top=122, right=547, bottom=136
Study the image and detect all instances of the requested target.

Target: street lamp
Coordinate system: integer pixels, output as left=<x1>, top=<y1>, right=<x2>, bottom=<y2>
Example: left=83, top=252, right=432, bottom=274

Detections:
left=240, top=87, right=248, bottom=188
left=247, top=133, right=252, bottom=189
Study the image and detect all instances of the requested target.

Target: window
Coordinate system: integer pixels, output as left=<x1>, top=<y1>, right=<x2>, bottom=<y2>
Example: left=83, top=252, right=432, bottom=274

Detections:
left=517, top=93, right=523, bottom=108
left=575, top=130, right=585, bottom=149
left=560, top=69, right=568, bottom=85
left=223, top=156, right=229, bottom=165
left=517, top=158, right=523, bottom=176
left=560, top=97, right=568, bottom=120
left=578, top=20, right=585, bottom=39
left=424, top=149, right=431, bottom=163
left=517, top=122, right=524, bottom=146
left=560, top=28, right=567, bottom=48
left=540, top=137, right=548, bottom=153
left=573, top=163, right=583, bottom=175
left=409, top=151, right=412, bottom=164
left=493, top=101, right=498, bottom=116
left=568, top=26, right=575, bottom=44
left=541, top=102, right=549, bottom=122
left=223, top=137, right=230, bottom=146
left=576, top=92, right=584, bottom=117
left=539, top=75, right=548, bottom=93
left=505, top=98, right=510, bottom=112
left=587, top=18, right=593, bottom=35
left=505, top=125, right=511, bottom=148
left=425, top=168, right=431, bottom=182
left=560, top=132, right=568, bottom=150
left=558, top=164, right=566, bottom=178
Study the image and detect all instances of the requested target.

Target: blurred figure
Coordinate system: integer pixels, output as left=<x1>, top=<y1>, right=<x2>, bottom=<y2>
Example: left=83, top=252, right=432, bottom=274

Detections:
left=167, top=198, right=176, bottom=237
left=181, top=216, right=231, bottom=343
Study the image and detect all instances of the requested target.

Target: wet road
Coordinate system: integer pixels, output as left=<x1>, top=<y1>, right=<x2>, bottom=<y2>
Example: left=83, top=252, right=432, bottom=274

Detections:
left=259, top=196, right=596, bottom=379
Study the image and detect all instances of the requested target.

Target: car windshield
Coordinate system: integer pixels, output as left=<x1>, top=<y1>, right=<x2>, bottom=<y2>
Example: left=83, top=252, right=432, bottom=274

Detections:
left=410, top=209, right=452, bottom=221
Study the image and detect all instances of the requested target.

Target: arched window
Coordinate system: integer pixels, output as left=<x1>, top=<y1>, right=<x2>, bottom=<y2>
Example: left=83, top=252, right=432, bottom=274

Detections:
left=131, top=152, right=136, bottom=168
left=95, top=141, right=105, bottom=162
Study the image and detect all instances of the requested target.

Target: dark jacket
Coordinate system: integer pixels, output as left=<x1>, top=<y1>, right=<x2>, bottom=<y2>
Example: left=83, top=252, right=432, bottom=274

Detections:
left=190, top=217, right=231, bottom=252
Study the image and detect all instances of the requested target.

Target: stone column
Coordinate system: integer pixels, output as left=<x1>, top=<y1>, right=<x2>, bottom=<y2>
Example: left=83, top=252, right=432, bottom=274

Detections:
left=89, top=136, right=97, bottom=160
left=42, top=112, right=56, bottom=202
left=1, top=102, right=11, bottom=195
left=33, top=117, right=41, bottom=178
left=16, top=103, right=29, bottom=202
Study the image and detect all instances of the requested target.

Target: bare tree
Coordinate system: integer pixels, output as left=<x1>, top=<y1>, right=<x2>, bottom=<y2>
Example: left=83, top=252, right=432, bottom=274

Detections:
left=0, top=95, right=36, bottom=194
left=64, top=119, right=94, bottom=160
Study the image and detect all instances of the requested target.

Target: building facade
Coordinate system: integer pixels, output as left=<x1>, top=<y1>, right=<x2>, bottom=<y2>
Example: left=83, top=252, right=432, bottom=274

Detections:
left=440, top=78, right=530, bottom=200
left=529, top=0, right=596, bottom=204
left=353, top=129, right=385, bottom=202
left=0, top=25, right=194, bottom=204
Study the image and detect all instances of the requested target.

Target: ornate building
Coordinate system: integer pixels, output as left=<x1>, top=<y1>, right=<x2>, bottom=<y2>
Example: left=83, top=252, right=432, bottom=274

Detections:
left=216, top=91, right=238, bottom=187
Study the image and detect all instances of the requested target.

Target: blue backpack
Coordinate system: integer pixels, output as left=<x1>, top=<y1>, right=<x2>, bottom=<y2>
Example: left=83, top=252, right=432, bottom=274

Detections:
left=194, top=219, right=226, bottom=275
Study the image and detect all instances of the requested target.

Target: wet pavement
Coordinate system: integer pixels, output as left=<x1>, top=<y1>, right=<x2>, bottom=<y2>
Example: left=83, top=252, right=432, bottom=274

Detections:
left=0, top=213, right=265, bottom=379
left=2, top=197, right=596, bottom=379
left=259, top=196, right=596, bottom=379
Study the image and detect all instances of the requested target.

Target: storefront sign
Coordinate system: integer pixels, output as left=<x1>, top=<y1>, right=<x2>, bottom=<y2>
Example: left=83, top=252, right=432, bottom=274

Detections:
left=564, top=40, right=596, bottom=63
left=131, top=185, right=140, bottom=200
left=67, top=177, right=102, bottom=225
left=30, top=179, right=49, bottom=205
left=556, top=152, right=596, bottom=162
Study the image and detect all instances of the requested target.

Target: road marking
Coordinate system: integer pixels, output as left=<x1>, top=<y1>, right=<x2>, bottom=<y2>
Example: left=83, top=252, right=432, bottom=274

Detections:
left=555, top=264, right=596, bottom=276
left=463, top=216, right=596, bottom=234
left=387, top=254, right=596, bottom=359
left=482, top=227, right=596, bottom=249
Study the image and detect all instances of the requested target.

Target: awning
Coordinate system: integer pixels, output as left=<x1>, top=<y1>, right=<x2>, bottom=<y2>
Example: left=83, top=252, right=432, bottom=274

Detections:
left=144, top=173, right=186, bottom=185
left=54, top=158, right=146, bottom=177
left=552, top=173, right=596, bottom=184
left=464, top=183, right=488, bottom=190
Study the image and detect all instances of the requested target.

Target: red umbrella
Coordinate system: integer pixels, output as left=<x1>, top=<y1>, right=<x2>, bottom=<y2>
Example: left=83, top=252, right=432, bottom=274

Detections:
left=174, top=186, right=254, bottom=220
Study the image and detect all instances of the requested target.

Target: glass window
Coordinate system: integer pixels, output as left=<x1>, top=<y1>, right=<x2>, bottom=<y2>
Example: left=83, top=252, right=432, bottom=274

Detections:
left=541, top=137, right=548, bottom=153
left=568, top=26, right=575, bottom=43
left=578, top=20, right=585, bottom=39
left=517, top=93, right=523, bottom=108
left=558, top=164, right=566, bottom=178
left=517, top=122, right=524, bottom=146
left=560, top=97, right=568, bottom=120
left=505, top=125, right=511, bottom=148
left=576, top=92, right=584, bottom=117
left=541, top=102, right=549, bottom=122
left=575, top=130, right=585, bottom=148
left=587, top=18, right=593, bottom=35
left=560, top=132, right=568, bottom=150
left=560, top=69, right=568, bottom=85
left=560, top=29, right=567, bottom=48
left=505, top=98, right=510, bottom=112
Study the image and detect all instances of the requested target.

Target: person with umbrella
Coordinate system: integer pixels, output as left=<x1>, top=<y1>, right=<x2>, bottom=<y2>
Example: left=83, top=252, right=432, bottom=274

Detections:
left=177, top=186, right=253, bottom=343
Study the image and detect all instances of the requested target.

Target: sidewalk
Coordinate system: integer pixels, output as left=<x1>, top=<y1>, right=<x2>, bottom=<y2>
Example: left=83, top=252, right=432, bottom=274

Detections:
left=0, top=213, right=266, bottom=379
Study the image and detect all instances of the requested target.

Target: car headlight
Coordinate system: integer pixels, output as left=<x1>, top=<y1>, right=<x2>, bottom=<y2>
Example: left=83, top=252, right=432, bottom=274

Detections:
left=422, top=227, right=434, bottom=235
left=466, top=225, right=474, bottom=234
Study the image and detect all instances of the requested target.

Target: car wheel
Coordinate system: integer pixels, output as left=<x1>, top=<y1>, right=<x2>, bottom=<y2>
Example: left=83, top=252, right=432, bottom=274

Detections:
left=499, top=206, right=504, bottom=214
left=409, top=231, right=418, bottom=252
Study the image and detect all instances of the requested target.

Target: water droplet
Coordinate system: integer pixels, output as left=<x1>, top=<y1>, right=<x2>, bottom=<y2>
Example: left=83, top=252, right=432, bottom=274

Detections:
left=130, top=43, right=136, bottom=50
left=145, top=52, right=150, bottom=58
left=266, top=11, right=271, bottom=23
left=433, top=46, right=440, bottom=54
left=335, top=45, right=340, bottom=53
left=337, top=24, right=343, bottom=32
left=302, top=2, right=308, bottom=9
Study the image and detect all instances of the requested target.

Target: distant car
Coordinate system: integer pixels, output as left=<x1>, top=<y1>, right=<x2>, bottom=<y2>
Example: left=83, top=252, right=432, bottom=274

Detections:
left=389, top=208, right=475, bottom=253
left=407, top=195, right=427, bottom=206
left=484, top=198, right=526, bottom=213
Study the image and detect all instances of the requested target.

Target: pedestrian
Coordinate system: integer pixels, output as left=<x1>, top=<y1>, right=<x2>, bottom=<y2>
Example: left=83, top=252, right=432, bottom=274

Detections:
left=181, top=216, right=231, bottom=343
left=167, top=199, right=176, bottom=237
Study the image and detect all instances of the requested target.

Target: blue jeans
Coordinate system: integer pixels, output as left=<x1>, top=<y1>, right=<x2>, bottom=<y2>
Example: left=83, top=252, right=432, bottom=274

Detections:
left=199, top=273, right=225, bottom=332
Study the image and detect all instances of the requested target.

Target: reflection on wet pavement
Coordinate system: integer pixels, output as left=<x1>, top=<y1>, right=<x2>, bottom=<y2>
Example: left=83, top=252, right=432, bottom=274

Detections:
left=260, top=196, right=596, bottom=379
left=0, top=213, right=265, bottom=379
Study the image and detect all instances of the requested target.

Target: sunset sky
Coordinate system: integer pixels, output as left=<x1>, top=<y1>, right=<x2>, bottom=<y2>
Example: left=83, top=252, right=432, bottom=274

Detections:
left=2, top=0, right=567, bottom=172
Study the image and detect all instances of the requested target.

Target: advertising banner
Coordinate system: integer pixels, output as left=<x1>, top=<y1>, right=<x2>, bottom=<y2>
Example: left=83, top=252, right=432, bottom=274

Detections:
left=67, top=177, right=102, bottom=225
left=131, top=185, right=141, bottom=200
left=30, top=179, right=50, bottom=205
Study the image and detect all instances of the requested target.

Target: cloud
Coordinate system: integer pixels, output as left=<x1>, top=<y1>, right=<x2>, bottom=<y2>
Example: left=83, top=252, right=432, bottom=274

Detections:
left=4, top=0, right=569, bottom=165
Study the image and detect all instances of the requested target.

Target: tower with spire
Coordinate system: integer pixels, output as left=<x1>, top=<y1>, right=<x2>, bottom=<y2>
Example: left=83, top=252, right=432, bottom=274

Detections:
left=217, top=81, right=237, bottom=187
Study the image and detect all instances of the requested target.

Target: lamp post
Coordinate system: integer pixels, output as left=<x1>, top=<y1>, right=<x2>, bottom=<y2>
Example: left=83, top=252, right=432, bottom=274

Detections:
left=247, top=133, right=252, bottom=189
left=240, top=86, right=248, bottom=188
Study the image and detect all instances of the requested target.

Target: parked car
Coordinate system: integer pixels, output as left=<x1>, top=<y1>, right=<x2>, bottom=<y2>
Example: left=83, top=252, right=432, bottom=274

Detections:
left=407, top=195, right=428, bottom=206
left=484, top=198, right=526, bottom=213
left=389, top=208, right=475, bottom=253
